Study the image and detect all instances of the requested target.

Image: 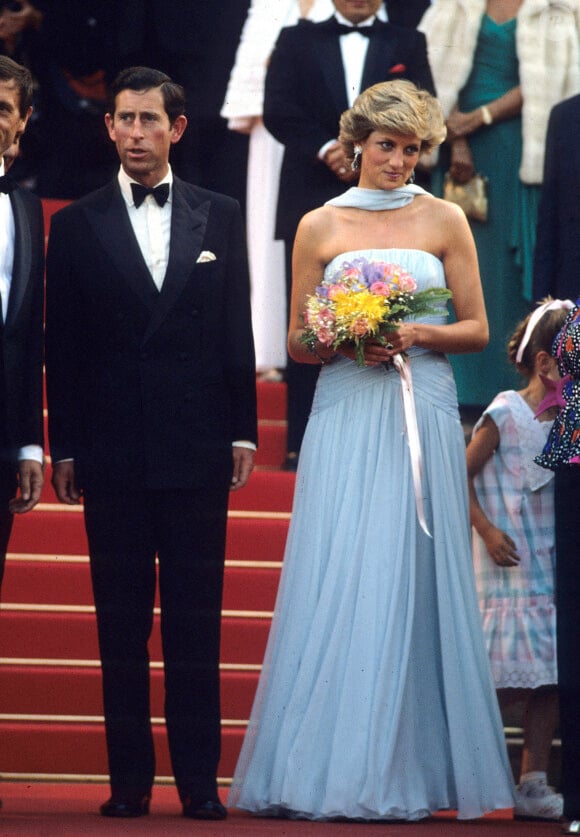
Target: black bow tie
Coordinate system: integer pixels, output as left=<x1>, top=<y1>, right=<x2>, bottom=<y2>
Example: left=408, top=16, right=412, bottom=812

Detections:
left=0, top=175, right=16, bottom=194
left=131, top=182, right=170, bottom=208
left=332, top=18, right=376, bottom=37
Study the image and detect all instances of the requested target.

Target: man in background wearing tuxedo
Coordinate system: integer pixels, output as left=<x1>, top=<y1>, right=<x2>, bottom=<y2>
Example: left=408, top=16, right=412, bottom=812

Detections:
left=264, top=0, right=435, bottom=470
left=0, top=55, right=44, bottom=592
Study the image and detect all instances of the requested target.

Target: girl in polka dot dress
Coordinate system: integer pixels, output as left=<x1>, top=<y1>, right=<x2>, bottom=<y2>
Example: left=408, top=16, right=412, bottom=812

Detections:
left=467, top=299, right=573, bottom=821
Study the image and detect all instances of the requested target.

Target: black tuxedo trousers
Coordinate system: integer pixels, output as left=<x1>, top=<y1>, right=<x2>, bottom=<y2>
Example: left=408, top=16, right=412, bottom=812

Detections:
left=84, top=483, right=229, bottom=798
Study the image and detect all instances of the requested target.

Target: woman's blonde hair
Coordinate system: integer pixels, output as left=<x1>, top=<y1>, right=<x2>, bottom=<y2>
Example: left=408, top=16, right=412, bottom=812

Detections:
left=339, top=79, right=446, bottom=165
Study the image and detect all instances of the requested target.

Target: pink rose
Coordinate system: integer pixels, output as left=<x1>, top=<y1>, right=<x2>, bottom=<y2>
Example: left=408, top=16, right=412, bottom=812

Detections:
left=369, top=281, right=392, bottom=296
left=316, top=327, right=335, bottom=346
left=350, top=318, right=369, bottom=337
left=399, top=274, right=417, bottom=292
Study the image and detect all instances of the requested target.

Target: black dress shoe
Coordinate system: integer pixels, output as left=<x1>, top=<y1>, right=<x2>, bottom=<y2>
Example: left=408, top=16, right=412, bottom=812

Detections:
left=100, top=795, right=150, bottom=817
left=182, top=796, right=227, bottom=820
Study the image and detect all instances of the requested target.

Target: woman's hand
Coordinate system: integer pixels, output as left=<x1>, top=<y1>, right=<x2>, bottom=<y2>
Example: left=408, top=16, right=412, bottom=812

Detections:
left=339, top=324, right=417, bottom=366
left=446, top=108, right=486, bottom=141
left=449, top=138, right=475, bottom=183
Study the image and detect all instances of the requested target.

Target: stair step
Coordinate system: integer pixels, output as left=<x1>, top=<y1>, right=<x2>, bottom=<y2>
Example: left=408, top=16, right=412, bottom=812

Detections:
left=0, top=720, right=245, bottom=779
left=0, top=612, right=270, bottom=666
left=9, top=510, right=290, bottom=562
left=3, top=559, right=281, bottom=611
left=257, top=381, right=286, bottom=421
left=0, top=665, right=259, bottom=719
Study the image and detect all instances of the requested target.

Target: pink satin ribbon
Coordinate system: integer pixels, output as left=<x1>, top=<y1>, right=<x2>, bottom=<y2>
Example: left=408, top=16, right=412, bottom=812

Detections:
left=392, top=355, right=431, bottom=538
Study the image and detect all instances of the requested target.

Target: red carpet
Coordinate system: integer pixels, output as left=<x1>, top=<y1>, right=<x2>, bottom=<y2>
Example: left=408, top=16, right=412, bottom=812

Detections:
left=0, top=784, right=564, bottom=836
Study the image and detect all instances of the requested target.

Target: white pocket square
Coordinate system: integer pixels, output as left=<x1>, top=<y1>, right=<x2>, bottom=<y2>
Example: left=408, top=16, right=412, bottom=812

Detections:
left=196, top=250, right=217, bottom=263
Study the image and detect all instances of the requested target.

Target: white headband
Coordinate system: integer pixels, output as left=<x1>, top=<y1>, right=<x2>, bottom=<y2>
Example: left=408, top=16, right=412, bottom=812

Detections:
left=515, top=298, right=575, bottom=364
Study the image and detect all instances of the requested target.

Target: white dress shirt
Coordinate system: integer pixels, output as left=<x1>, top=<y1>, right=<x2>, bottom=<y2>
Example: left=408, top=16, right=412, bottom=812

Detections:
left=318, top=11, right=377, bottom=159
left=0, top=161, right=43, bottom=464
left=118, top=166, right=172, bottom=291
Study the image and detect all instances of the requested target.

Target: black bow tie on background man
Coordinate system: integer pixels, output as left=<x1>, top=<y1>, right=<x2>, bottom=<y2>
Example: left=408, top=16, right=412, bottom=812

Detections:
left=131, top=182, right=170, bottom=208
left=331, top=17, right=377, bottom=36
left=0, top=175, right=16, bottom=194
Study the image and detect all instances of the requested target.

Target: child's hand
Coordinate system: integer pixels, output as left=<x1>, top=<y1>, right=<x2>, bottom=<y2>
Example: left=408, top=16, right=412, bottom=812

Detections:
left=483, top=526, right=520, bottom=567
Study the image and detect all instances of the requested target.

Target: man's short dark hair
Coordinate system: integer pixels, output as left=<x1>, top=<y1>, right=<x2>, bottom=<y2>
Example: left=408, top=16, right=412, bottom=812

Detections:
left=108, top=67, right=186, bottom=125
left=0, top=55, right=33, bottom=117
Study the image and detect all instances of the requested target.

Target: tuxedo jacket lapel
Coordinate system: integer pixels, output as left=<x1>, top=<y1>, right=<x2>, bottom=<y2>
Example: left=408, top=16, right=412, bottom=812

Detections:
left=5, top=190, right=33, bottom=330
left=144, top=180, right=211, bottom=343
left=361, top=26, right=398, bottom=92
left=317, top=19, right=350, bottom=115
left=84, top=181, right=160, bottom=312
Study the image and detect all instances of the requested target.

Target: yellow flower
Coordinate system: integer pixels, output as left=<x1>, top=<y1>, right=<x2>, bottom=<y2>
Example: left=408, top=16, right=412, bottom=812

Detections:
left=333, top=290, right=387, bottom=335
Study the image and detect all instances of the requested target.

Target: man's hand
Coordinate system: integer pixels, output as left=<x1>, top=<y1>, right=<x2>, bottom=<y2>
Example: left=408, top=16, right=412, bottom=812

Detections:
left=8, top=458, right=44, bottom=514
left=230, top=446, right=254, bottom=491
left=51, top=460, right=81, bottom=504
left=323, top=141, right=358, bottom=183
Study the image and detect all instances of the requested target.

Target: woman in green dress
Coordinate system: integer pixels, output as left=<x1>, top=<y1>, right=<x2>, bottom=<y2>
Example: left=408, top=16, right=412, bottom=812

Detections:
left=419, top=0, right=580, bottom=409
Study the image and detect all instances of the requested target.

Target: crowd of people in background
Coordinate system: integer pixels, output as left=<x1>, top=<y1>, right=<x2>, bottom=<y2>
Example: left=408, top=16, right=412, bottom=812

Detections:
left=1, top=0, right=580, bottom=831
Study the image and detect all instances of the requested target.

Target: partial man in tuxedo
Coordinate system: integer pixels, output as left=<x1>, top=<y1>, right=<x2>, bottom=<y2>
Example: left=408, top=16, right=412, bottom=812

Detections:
left=0, top=55, right=44, bottom=591
left=264, top=0, right=435, bottom=469
left=45, top=66, right=257, bottom=821
left=533, top=94, right=580, bottom=303
left=532, top=92, right=580, bottom=836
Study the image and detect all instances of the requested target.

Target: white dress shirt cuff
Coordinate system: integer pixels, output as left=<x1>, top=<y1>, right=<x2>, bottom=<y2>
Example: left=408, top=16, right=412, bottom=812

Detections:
left=318, top=138, right=339, bottom=161
left=233, top=440, right=257, bottom=451
left=18, top=445, right=44, bottom=464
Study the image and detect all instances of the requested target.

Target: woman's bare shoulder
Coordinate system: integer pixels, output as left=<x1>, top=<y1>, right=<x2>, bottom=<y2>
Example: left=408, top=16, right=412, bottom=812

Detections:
left=296, top=204, right=337, bottom=235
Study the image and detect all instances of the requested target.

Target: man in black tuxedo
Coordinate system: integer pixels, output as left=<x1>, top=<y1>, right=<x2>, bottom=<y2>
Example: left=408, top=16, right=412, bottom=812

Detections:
left=45, top=66, right=257, bottom=821
left=0, top=55, right=44, bottom=591
left=533, top=93, right=580, bottom=835
left=264, top=0, right=435, bottom=469
left=533, top=94, right=580, bottom=303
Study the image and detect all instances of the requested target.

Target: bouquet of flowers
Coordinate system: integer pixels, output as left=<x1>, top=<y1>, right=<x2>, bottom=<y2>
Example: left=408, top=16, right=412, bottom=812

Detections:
left=301, top=257, right=452, bottom=367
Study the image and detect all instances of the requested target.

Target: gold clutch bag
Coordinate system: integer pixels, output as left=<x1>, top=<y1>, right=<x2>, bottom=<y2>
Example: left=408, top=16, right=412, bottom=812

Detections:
left=443, top=172, right=488, bottom=222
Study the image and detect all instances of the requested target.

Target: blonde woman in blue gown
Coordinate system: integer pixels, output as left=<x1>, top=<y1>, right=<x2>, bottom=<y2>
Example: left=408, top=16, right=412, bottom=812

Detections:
left=229, top=80, right=514, bottom=821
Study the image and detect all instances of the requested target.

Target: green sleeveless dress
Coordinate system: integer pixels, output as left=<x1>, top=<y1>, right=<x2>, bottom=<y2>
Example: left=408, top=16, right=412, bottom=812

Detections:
left=432, top=14, right=540, bottom=407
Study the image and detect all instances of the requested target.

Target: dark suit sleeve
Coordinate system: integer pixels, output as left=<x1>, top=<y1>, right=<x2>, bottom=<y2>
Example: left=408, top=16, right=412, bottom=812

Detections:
left=218, top=199, right=258, bottom=445
left=405, top=29, right=435, bottom=95
left=10, top=193, right=44, bottom=454
left=533, top=103, right=562, bottom=301
left=45, top=208, right=84, bottom=463
left=264, top=25, right=337, bottom=161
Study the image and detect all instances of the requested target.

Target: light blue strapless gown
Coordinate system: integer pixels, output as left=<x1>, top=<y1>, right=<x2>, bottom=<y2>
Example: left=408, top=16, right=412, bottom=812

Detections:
left=229, top=248, right=514, bottom=821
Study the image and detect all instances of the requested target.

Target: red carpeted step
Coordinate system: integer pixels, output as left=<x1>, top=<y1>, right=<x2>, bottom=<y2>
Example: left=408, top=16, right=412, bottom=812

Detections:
left=223, top=566, right=280, bottom=611
left=0, top=720, right=245, bottom=778
left=0, top=612, right=270, bottom=666
left=256, top=381, right=286, bottom=421
left=253, top=422, right=286, bottom=469
left=0, top=665, right=259, bottom=719
left=226, top=517, right=289, bottom=563
left=9, top=511, right=289, bottom=562
left=228, top=470, right=295, bottom=512
left=3, top=560, right=280, bottom=611
left=9, top=509, right=89, bottom=555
